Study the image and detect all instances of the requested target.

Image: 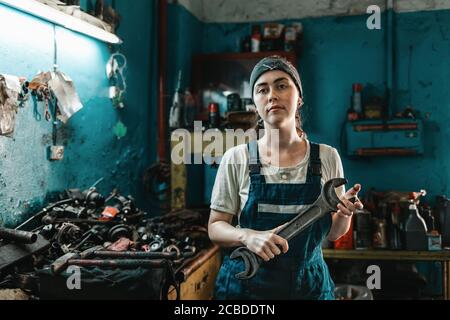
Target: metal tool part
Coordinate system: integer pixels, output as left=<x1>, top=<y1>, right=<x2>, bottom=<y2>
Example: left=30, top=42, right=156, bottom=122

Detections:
left=0, top=227, right=38, bottom=244
left=230, top=178, right=347, bottom=280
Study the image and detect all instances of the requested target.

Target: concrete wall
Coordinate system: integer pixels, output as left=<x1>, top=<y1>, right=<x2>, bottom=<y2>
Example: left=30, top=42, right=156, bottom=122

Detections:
left=0, top=0, right=157, bottom=227
left=179, top=0, right=450, bottom=22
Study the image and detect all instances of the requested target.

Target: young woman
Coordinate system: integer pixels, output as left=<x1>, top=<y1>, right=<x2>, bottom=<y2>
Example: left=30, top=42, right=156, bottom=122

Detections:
left=208, top=56, right=363, bottom=300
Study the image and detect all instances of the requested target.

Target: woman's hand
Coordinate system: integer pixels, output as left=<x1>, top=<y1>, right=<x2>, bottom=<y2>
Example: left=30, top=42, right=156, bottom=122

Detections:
left=336, top=183, right=364, bottom=218
left=240, top=225, right=289, bottom=262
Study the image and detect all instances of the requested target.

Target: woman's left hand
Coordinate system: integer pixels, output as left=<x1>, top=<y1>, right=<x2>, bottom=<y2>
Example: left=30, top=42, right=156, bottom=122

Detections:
left=336, top=184, right=364, bottom=218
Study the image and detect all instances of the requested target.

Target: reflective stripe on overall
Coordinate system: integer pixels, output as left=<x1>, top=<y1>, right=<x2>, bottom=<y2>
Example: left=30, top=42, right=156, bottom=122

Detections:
left=214, top=141, right=335, bottom=300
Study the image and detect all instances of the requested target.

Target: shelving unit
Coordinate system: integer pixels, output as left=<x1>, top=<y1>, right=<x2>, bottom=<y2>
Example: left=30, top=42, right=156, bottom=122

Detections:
left=323, top=249, right=450, bottom=299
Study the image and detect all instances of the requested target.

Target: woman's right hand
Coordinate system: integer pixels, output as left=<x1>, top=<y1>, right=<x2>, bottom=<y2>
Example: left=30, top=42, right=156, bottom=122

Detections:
left=240, top=226, right=289, bottom=262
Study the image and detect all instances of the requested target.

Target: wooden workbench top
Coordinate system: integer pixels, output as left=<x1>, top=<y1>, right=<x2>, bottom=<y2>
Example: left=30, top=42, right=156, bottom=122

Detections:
left=323, top=248, right=450, bottom=261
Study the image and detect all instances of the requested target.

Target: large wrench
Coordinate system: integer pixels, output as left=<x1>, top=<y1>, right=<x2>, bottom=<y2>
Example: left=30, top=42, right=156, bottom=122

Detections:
left=229, top=178, right=347, bottom=280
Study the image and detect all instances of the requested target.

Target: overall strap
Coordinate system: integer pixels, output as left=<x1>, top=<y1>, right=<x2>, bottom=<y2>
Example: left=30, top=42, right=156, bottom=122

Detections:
left=248, top=140, right=261, bottom=174
left=309, top=143, right=322, bottom=177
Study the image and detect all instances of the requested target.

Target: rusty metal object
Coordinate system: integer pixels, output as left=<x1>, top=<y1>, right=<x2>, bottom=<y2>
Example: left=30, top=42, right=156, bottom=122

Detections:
left=51, top=246, right=103, bottom=274
left=163, top=244, right=181, bottom=257
left=41, top=215, right=119, bottom=226
left=67, top=259, right=168, bottom=269
left=92, top=250, right=194, bottom=260
left=51, top=252, right=79, bottom=274
left=0, top=227, right=37, bottom=244
left=0, top=235, right=50, bottom=272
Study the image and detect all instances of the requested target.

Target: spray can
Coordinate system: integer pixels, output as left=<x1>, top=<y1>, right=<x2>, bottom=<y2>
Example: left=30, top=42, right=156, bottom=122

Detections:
left=208, top=103, right=220, bottom=129
left=354, top=209, right=372, bottom=249
left=352, top=83, right=363, bottom=115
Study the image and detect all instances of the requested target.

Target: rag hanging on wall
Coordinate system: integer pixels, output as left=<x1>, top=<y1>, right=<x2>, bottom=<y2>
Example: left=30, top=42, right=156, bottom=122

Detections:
left=0, top=74, right=22, bottom=137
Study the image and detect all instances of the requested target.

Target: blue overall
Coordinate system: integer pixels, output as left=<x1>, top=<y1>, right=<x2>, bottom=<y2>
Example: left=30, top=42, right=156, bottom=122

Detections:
left=214, top=141, right=335, bottom=300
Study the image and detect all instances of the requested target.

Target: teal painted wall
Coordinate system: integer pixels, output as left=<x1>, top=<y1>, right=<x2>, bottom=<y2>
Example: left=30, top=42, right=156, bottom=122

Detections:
left=0, top=0, right=157, bottom=227
left=167, top=3, right=203, bottom=101
left=198, top=11, right=449, bottom=201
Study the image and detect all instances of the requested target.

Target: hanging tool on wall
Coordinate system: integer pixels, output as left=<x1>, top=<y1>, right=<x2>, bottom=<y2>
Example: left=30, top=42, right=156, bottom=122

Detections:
left=106, top=52, right=127, bottom=109
left=48, top=95, right=65, bottom=161
left=169, top=71, right=184, bottom=129
left=0, top=74, right=21, bottom=137
left=26, top=66, right=83, bottom=160
left=28, top=70, right=52, bottom=120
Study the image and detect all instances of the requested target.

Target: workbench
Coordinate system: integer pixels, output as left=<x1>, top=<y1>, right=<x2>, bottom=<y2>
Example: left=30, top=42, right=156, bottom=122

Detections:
left=323, top=249, right=450, bottom=300
left=168, top=245, right=222, bottom=300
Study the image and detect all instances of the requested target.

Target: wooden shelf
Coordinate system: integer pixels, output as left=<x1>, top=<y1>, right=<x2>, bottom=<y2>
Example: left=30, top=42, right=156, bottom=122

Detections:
left=323, top=249, right=450, bottom=261
left=194, top=51, right=297, bottom=62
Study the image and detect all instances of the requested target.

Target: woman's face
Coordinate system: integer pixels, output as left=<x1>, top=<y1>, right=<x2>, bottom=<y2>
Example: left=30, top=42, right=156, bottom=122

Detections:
left=253, top=70, right=301, bottom=129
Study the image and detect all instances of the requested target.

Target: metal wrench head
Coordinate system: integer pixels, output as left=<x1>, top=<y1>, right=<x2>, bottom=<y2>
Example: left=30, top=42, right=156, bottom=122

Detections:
left=229, top=246, right=261, bottom=280
left=321, top=178, right=348, bottom=211
left=229, top=178, right=348, bottom=281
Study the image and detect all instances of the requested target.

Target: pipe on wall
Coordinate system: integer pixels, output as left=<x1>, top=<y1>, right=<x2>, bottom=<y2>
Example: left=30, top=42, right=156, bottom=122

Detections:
left=158, top=0, right=168, bottom=162
left=385, top=0, right=396, bottom=119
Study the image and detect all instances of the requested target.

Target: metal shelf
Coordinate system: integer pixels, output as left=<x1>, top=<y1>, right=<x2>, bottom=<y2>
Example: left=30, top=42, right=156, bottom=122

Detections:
left=323, top=249, right=450, bottom=299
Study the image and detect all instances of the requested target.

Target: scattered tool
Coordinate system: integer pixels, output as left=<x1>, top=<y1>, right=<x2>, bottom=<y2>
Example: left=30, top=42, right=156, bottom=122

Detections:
left=0, top=235, right=50, bottom=272
left=0, top=227, right=37, bottom=244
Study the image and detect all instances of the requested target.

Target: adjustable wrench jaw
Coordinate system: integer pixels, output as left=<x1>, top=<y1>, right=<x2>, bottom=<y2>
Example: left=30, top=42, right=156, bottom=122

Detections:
left=320, top=178, right=347, bottom=211
left=229, top=178, right=348, bottom=280
left=229, top=246, right=262, bottom=280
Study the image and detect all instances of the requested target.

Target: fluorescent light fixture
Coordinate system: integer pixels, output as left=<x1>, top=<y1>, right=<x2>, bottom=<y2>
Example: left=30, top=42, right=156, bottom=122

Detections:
left=0, top=0, right=122, bottom=44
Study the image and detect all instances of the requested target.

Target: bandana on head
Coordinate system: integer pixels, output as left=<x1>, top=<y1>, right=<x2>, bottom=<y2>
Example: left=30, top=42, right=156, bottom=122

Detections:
left=250, top=55, right=303, bottom=100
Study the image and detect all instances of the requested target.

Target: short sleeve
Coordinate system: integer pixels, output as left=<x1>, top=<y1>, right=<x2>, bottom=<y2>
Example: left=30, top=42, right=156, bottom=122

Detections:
left=321, top=146, right=346, bottom=199
left=210, top=148, right=241, bottom=215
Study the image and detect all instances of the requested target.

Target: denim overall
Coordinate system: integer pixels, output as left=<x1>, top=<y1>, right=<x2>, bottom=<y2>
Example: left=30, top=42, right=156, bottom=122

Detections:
left=214, top=141, right=335, bottom=300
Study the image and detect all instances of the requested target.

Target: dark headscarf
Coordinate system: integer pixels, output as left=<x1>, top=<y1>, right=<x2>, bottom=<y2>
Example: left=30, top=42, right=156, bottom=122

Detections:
left=250, top=55, right=303, bottom=100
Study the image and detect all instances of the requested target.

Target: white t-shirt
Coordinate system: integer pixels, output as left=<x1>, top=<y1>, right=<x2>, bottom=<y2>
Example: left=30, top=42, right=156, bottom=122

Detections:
left=210, top=140, right=346, bottom=220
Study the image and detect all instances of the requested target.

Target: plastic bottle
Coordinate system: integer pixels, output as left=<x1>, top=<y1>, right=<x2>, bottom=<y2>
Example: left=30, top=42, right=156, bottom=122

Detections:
left=183, top=87, right=196, bottom=129
left=372, top=218, right=388, bottom=249
left=251, top=25, right=261, bottom=53
left=284, top=26, right=297, bottom=52
left=405, top=201, right=428, bottom=250
left=352, top=83, right=363, bottom=115
left=334, top=216, right=354, bottom=249
left=354, top=209, right=372, bottom=250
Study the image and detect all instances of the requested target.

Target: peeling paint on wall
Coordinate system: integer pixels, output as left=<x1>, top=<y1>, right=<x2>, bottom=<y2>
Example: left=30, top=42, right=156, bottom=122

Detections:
left=174, top=0, right=204, bottom=19
left=178, top=0, right=450, bottom=23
